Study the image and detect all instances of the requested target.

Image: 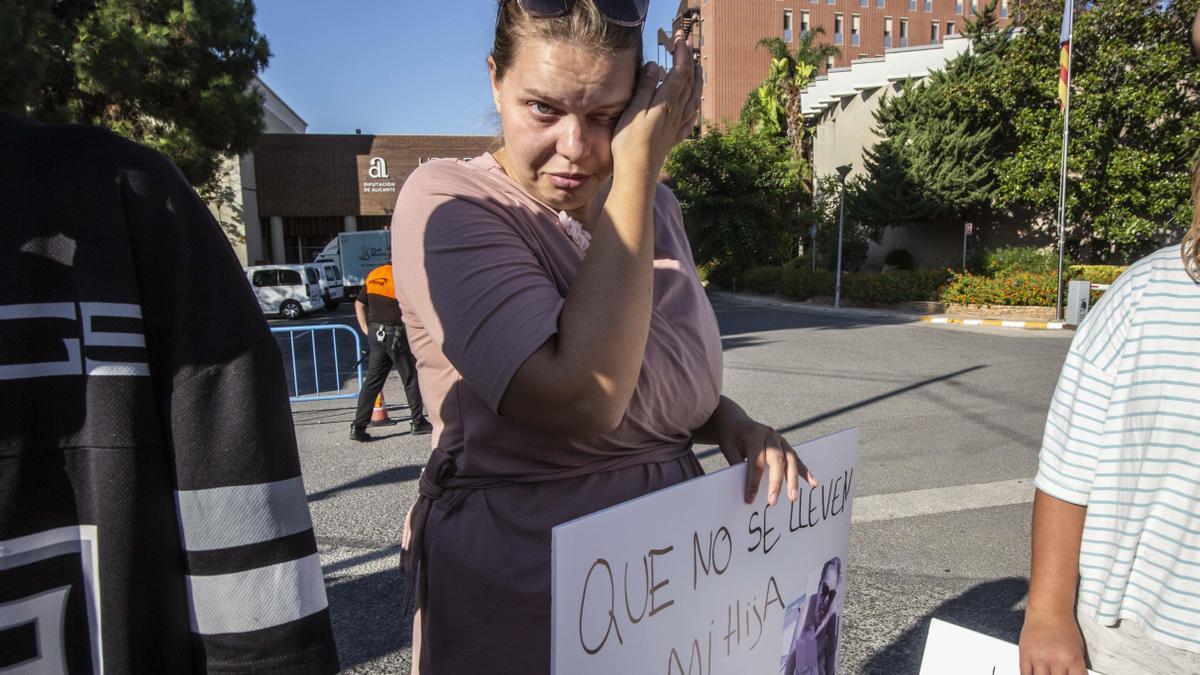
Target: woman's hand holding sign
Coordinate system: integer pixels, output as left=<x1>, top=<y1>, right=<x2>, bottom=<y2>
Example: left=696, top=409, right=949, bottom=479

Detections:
left=695, top=396, right=819, bottom=505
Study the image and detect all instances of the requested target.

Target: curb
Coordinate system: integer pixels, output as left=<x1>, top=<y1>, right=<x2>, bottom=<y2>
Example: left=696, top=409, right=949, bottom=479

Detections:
left=921, top=316, right=1071, bottom=331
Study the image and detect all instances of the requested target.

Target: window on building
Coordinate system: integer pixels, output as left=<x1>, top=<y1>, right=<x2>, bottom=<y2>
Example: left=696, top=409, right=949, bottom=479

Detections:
left=851, top=15, right=861, bottom=47
left=956, top=0, right=963, bottom=13
left=801, top=10, right=811, bottom=34
left=876, top=0, right=885, bottom=6
left=931, top=20, right=939, bottom=42
left=908, top=0, right=916, bottom=9
left=826, top=57, right=835, bottom=72
left=899, top=18, right=909, bottom=47
left=834, top=13, right=844, bottom=45
left=947, top=21, right=955, bottom=35
left=884, top=16, right=893, bottom=49
left=924, top=0, right=932, bottom=11
left=860, top=0, right=868, bottom=7
left=784, top=9, right=793, bottom=42
left=1000, top=0, right=1009, bottom=18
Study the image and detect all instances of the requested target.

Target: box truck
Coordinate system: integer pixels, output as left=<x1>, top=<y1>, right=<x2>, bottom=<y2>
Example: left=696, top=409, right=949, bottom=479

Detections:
left=313, top=230, right=391, bottom=297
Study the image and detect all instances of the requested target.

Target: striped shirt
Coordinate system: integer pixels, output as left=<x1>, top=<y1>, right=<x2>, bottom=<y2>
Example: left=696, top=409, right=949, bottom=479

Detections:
left=1036, top=244, right=1200, bottom=653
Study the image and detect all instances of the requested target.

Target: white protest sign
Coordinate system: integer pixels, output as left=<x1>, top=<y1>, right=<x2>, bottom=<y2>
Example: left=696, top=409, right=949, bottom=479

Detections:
left=919, top=619, right=1100, bottom=675
left=552, top=428, right=858, bottom=674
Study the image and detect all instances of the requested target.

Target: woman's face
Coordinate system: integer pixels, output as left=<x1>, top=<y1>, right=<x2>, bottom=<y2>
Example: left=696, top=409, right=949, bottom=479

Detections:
left=489, top=38, right=638, bottom=217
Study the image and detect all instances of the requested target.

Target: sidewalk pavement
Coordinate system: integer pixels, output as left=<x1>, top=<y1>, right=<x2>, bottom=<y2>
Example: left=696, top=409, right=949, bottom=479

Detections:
left=709, top=291, right=1073, bottom=331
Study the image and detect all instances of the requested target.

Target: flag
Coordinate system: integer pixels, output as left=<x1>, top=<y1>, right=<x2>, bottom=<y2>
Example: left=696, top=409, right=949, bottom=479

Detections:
left=1058, top=0, right=1074, bottom=111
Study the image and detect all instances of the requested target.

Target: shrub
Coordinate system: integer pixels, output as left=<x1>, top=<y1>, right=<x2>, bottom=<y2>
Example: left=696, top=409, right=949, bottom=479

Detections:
left=1069, top=264, right=1127, bottom=286
left=940, top=271, right=1059, bottom=306
left=703, top=261, right=739, bottom=290
left=780, top=267, right=836, bottom=299
left=843, top=269, right=951, bottom=304
left=883, top=248, right=916, bottom=271
left=982, top=246, right=1073, bottom=276
left=742, top=266, right=786, bottom=294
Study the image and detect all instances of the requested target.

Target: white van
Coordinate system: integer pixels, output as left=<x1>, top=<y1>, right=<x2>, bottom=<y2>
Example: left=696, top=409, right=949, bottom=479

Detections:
left=306, top=262, right=345, bottom=310
left=246, top=265, right=325, bottom=320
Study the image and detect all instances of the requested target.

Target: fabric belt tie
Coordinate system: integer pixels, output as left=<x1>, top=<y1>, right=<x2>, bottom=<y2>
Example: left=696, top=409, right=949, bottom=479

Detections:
left=401, top=446, right=457, bottom=616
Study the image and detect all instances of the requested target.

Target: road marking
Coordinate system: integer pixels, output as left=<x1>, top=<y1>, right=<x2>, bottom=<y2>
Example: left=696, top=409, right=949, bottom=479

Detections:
left=921, top=316, right=1072, bottom=331
left=852, top=477, right=1036, bottom=524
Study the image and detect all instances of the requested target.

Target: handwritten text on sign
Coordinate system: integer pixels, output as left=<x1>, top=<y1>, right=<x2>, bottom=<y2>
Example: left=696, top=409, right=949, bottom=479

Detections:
left=552, top=428, right=858, bottom=674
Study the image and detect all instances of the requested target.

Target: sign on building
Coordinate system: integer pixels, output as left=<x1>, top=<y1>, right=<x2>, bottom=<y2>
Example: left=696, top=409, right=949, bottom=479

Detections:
left=359, top=155, right=397, bottom=194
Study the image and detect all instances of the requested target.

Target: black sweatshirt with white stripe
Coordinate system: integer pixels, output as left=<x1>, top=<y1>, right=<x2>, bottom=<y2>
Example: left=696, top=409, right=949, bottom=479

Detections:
left=0, top=114, right=339, bottom=673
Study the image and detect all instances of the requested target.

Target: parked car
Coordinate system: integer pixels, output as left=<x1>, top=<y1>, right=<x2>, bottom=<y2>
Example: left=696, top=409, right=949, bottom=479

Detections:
left=246, top=264, right=325, bottom=319
left=306, top=262, right=345, bottom=310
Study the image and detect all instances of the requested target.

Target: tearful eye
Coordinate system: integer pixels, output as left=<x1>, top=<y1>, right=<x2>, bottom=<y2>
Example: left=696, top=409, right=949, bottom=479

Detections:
left=530, top=101, right=556, bottom=115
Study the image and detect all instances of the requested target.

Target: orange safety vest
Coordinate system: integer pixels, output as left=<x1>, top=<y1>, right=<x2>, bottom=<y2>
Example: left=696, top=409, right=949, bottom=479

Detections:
left=364, top=264, right=396, bottom=300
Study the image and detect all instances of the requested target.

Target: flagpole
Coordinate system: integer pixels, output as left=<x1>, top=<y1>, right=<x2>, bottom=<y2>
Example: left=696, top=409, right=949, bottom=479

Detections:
left=1055, top=40, right=1074, bottom=321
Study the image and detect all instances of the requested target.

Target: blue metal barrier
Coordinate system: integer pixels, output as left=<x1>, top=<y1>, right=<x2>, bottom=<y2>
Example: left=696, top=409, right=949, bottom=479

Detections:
left=270, top=325, right=364, bottom=402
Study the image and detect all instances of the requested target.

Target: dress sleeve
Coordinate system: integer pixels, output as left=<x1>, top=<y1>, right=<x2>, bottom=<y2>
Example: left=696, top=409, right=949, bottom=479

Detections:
left=393, top=164, right=565, bottom=413
left=120, top=149, right=339, bottom=673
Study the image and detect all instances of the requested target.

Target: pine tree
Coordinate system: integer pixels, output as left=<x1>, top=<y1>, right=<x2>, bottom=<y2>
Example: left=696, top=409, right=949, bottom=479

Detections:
left=0, top=0, right=271, bottom=193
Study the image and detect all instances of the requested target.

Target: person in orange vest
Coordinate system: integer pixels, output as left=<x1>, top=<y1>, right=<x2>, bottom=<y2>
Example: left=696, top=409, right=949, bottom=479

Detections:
left=351, top=262, right=430, bottom=440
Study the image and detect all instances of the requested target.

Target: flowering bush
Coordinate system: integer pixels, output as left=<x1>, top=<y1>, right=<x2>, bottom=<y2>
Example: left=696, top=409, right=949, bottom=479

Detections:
left=940, top=271, right=1060, bottom=306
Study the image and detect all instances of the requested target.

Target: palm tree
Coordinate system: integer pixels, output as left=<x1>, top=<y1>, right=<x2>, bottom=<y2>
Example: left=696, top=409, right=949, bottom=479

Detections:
left=752, top=28, right=840, bottom=160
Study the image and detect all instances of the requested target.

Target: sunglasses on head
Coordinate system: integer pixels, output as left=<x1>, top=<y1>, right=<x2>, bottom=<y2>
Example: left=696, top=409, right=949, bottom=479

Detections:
left=516, top=0, right=649, bottom=27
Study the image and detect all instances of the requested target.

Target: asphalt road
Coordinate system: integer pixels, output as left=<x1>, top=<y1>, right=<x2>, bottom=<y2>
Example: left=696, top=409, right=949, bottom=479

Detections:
left=282, top=294, right=1074, bottom=673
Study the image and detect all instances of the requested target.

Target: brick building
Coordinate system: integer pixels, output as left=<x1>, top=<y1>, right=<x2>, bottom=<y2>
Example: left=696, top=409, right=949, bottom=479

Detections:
left=668, top=0, right=1014, bottom=128
left=251, top=134, right=495, bottom=264
left=208, top=78, right=495, bottom=266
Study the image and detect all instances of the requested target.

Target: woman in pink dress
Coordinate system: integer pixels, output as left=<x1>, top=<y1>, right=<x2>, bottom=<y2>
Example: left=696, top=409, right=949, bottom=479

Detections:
left=393, top=1, right=817, bottom=672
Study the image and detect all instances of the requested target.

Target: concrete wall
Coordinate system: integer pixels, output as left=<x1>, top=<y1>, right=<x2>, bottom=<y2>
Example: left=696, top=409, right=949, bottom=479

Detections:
left=205, top=77, right=308, bottom=265
left=798, top=35, right=1039, bottom=269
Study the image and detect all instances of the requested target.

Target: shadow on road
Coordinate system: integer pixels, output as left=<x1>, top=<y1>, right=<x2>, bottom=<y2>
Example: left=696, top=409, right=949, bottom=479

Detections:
left=326, top=565, right=411, bottom=670
left=775, top=365, right=986, bottom=435
left=861, top=577, right=1029, bottom=674
left=310, top=465, right=423, bottom=502
left=692, top=364, right=987, bottom=464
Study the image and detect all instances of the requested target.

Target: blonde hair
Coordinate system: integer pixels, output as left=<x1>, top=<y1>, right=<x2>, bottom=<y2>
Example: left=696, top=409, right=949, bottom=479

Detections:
left=1186, top=154, right=1200, bottom=282
left=491, top=0, right=643, bottom=82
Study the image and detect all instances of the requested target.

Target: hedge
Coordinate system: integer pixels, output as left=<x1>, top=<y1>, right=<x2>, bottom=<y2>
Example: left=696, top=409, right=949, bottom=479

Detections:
left=1069, top=265, right=1127, bottom=286
left=742, top=266, right=947, bottom=305
left=730, top=263, right=1128, bottom=308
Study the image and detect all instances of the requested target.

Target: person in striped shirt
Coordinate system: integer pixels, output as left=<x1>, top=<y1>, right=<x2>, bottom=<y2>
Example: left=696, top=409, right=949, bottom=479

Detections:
left=1019, top=16, right=1200, bottom=672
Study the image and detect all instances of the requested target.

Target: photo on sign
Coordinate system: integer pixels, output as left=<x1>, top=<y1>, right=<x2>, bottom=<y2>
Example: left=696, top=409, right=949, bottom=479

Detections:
left=778, top=556, right=843, bottom=675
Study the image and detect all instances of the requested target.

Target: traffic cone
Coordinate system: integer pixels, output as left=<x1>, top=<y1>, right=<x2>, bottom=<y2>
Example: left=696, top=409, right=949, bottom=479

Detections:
left=370, top=393, right=391, bottom=426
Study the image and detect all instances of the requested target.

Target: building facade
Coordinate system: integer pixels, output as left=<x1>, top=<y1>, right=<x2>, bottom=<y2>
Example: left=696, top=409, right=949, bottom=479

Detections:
left=208, top=77, right=307, bottom=266
left=251, top=134, right=496, bottom=264
left=208, top=78, right=496, bottom=266
left=670, top=0, right=1013, bottom=129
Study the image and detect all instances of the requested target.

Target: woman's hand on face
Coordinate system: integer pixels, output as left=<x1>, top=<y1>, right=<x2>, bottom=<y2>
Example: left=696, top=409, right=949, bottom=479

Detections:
left=611, top=29, right=702, bottom=177
left=716, top=413, right=819, bottom=506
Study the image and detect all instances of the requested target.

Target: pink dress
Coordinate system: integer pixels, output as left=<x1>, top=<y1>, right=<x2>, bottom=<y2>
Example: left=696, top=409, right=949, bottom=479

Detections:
left=392, top=153, right=723, bottom=673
